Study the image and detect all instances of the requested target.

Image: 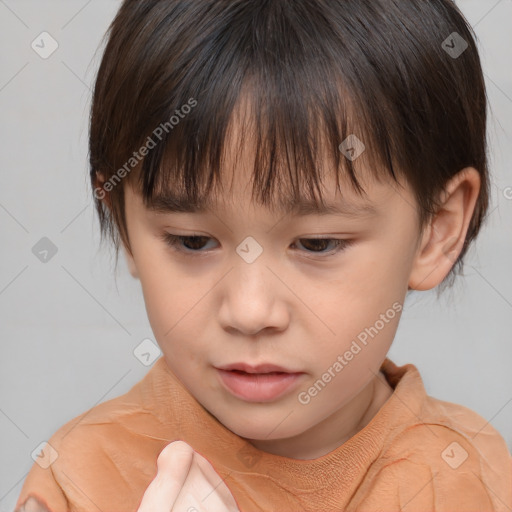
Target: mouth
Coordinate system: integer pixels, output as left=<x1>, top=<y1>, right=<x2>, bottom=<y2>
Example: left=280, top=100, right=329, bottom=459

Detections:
left=215, top=364, right=305, bottom=402
left=228, top=369, right=288, bottom=375
left=216, top=362, right=300, bottom=374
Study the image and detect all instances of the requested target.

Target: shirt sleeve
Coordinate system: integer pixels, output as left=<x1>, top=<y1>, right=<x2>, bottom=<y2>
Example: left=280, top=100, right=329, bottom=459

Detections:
left=14, top=461, right=69, bottom=512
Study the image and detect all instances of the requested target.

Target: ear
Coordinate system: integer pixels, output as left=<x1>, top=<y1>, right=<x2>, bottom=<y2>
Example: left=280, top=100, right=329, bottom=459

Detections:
left=408, top=167, right=481, bottom=291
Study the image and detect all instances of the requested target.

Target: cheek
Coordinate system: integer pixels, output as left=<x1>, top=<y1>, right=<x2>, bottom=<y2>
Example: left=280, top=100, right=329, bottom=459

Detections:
left=307, top=241, right=408, bottom=362
left=134, top=247, right=212, bottom=364
left=133, top=240, right=184, bottom=337
left=354, top=230, right=415, bottom=298
left=324, top=248, right=407, bottom=316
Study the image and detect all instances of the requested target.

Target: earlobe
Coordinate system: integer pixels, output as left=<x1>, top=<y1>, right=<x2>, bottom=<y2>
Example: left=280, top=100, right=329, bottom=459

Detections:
left=408, top=167, right=481, bottom=291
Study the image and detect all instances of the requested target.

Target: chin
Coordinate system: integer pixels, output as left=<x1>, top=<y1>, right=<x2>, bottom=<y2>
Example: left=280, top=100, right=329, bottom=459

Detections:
left=219, top=412, right=306, bottom=442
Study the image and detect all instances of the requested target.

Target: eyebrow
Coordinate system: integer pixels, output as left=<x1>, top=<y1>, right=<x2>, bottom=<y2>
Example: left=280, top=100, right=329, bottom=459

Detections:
left=146, top=192, right=378, bottom=218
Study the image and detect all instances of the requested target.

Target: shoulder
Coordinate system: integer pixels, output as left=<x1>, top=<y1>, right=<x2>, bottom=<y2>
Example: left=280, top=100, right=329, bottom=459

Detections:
left=16, top=366, right=171, bottom=512
left=46, top=379, right=164, bottom=473
left=48, top=359, right=172, bottom=458
left=362, top=395, right=512, bottom=511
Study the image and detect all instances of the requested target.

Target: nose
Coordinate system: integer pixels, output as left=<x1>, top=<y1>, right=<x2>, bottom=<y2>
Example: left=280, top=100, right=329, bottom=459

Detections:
left=218, top=260, right=290, bottom=336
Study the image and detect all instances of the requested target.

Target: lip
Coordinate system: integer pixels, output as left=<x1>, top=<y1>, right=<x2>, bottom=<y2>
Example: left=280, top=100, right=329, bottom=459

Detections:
left=215, top=366, right=305, bottom=402
left=216, top=362, right=298, bottom=374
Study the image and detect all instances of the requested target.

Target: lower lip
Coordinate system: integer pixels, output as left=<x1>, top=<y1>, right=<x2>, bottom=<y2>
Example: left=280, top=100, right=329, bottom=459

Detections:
left=216, top=369, right=304, bottom=402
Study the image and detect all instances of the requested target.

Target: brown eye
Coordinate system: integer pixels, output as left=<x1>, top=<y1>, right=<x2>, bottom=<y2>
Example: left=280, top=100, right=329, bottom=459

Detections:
left=178, top=236, right=210, bottom=250
left=294, top=238, right=351, bottom=255
left=297, top=238, right=331, bottom=252
left=160, top=234, right=216, bottom=253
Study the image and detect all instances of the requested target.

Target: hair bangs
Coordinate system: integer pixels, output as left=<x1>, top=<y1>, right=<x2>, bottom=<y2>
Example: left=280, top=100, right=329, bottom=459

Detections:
left=129, top=35, right=399, bottom=222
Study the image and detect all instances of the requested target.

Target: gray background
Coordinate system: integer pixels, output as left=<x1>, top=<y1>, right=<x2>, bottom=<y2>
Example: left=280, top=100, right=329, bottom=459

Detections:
left=0, top=1, right=511, bottom=510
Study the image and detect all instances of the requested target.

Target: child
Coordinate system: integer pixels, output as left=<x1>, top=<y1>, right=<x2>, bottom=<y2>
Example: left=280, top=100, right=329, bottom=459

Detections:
left=15, top=0, right=512, bottom=510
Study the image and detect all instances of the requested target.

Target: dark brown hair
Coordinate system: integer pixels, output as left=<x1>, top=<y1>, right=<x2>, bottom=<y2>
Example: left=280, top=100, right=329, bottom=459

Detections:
left=89, top=0, right=489, bottom=290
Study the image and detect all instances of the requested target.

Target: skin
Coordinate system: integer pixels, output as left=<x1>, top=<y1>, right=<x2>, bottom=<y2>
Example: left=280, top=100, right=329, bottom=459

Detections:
left=26, top=156, right=480, bottom=512
left=137, top=441, right=240, bottom=512
left=119, top=138, right=481, bottom=460
left=21, top=120, right=483, bottom=512
left=93, top=114, right=482, bottom=510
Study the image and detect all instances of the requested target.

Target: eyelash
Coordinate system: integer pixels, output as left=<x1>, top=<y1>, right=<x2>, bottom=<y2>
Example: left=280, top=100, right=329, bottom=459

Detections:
left=158, top=233, right=353, bottom=258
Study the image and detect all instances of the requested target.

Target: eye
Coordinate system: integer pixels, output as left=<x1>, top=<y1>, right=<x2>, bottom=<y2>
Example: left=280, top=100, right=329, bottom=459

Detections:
left=292, top=238, right=353, bottom=257
left=160, top=233, right=353, bottom=258
left=160, top=234, right=216, bottom=253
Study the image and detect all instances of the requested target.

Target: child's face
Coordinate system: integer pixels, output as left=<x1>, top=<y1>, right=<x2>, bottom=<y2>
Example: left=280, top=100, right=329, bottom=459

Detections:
left=123, top=139, right=425, bottom=458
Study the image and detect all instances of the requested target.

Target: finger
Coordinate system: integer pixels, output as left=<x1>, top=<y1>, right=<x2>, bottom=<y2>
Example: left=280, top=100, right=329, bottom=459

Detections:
left=194, top=452, right=240, bottom=511
left=16, top=496, right=51, bottom=512
left=137, top=441, right=194, bottom=512
left=172, top=451, right=240, bottom=512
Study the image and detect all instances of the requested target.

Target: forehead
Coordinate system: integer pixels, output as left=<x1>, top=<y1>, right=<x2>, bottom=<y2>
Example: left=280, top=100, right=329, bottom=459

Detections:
left=144, top=186, right=379, bottom=219
left=137, top=157, right=386, bottom=221
left=131, top=88, right=394, bottom=220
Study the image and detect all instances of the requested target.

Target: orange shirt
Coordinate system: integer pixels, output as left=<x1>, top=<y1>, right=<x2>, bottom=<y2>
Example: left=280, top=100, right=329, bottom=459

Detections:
left=15, top=357, right=512, bottom=511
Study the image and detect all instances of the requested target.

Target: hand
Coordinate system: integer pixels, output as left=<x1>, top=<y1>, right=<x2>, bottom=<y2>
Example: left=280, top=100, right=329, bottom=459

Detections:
left=137, top=440, right=241, bottom=512
left=15, top=496, right=51, bottom=512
